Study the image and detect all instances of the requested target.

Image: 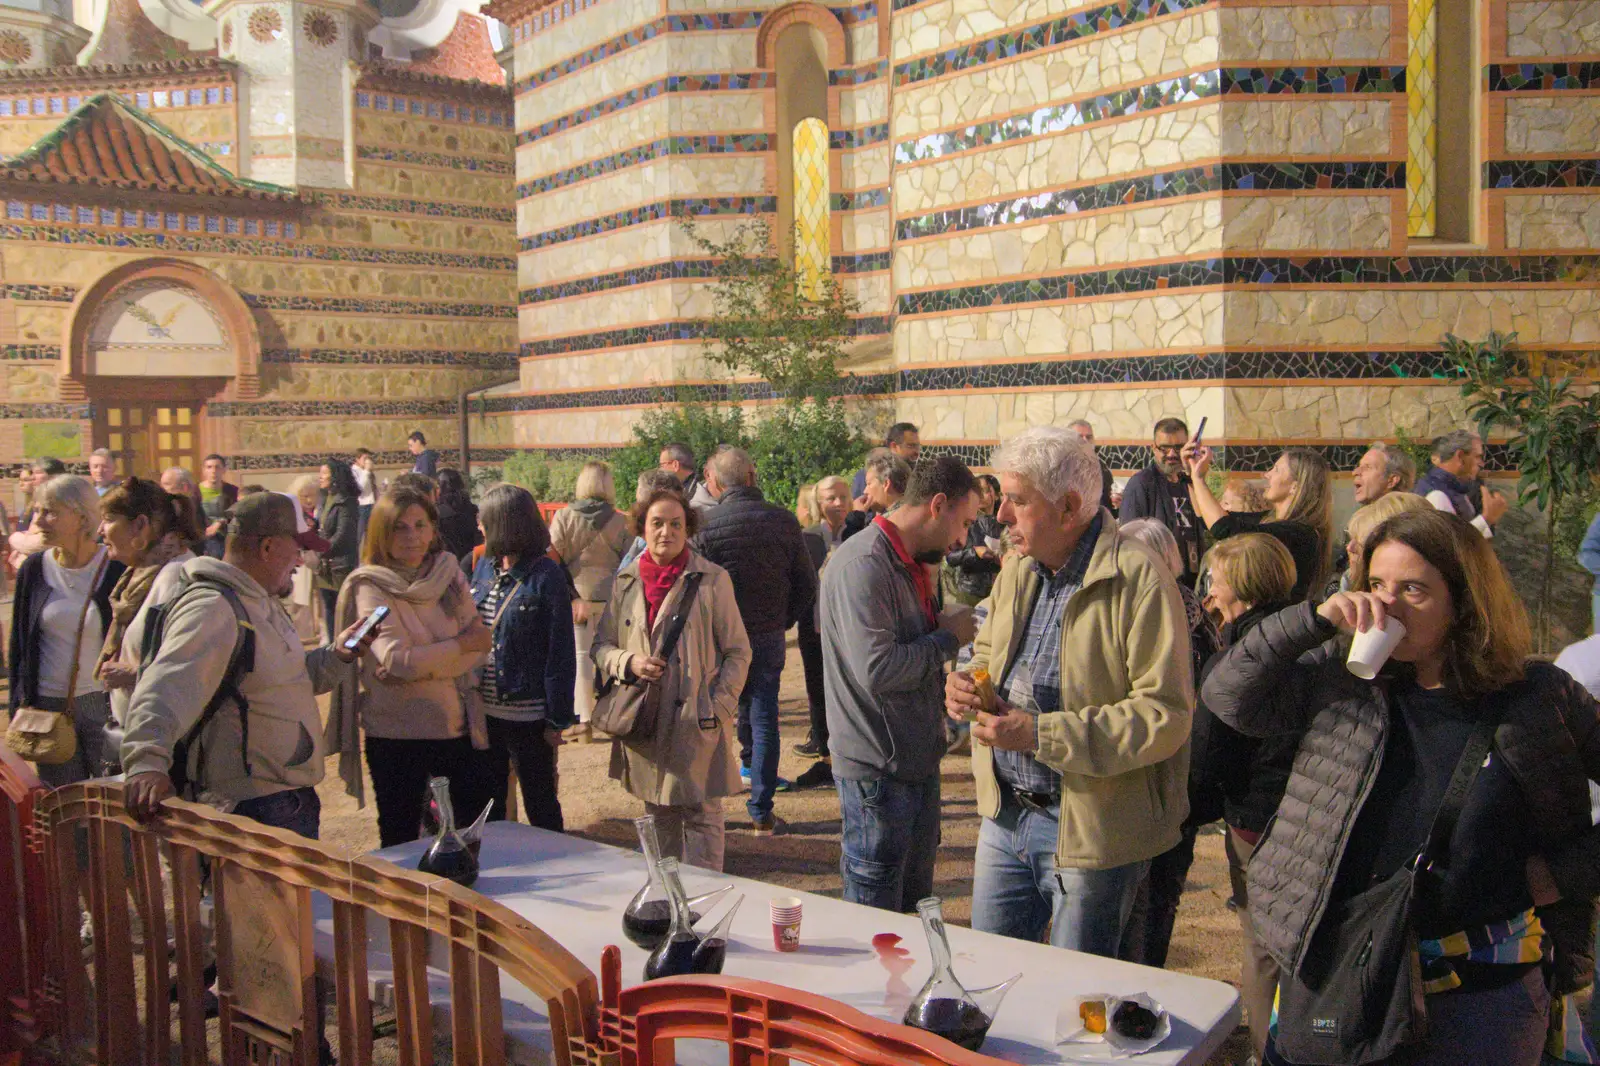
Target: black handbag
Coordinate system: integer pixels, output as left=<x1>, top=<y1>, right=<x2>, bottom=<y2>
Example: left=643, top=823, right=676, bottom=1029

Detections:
left=1273, top=717, right=1496, bottom=1065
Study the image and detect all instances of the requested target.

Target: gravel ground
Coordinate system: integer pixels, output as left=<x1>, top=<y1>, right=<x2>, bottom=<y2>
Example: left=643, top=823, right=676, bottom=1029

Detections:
left=316, top=644, right=1255, bottom=1065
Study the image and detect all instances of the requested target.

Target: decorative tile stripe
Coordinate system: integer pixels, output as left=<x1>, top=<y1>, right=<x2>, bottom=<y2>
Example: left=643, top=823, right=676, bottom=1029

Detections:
left=831, top=60, right=889, bottom=87
left=209, top=399, right=462, bottom=418
left=260, top=348, right=519, bottom=369
left=519, top=196, right=774, bottom=250
left=477, top=372, right=896, bottom=413
left=899, top=254, right=1600, bottom=314
left=832, top=123, right=890, bottom=150
left=321, top=192, right=516, bottom=222
left=0, top=402, right=91, bottom=419
left=894, top=67, right=1402, bottom=164
left=520, top=314, right=894, bottom=356
left=0, top=84, right=231, bottom=118
left=515, top=12, right=763, bottom=94
left=894, top=0, right=1209, bottom=88
left=1, top=343, right=58, bottom=360
left=896, top=162, right=1402, bottom=239
left=903, top=354, right=1224, bottom=392
left=226, top=447, right=519, bottom=471
left=517, top=73, right=775, bottom=146
left=832, top=251, right=892, bottom=274
left=4, top=202, right=294, bottom=239
left=0, top=282, right=74, bottom=302
left=1486, top=160, right=1600, bottom=188
left=0, top=222, right=514, bottom=271
left=1224, top=349, right=1461, bottom=380
left=1485, top=62, right=1600, bottom=92
left=515, top=135, right=771, bottom=198
left=242, top=294, right=517, bottom=318
left=835, top=187, right=890, bottom=211
left=356, top=146, right=514, bottom=173
left=355, top=90, right=512, bottom=126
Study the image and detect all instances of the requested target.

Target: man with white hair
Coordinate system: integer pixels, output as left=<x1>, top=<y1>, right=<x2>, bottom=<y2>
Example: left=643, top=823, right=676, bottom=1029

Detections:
left=1065, top=419, right=1115, bottom=512
left=946, top=427, right=1193, bottom=955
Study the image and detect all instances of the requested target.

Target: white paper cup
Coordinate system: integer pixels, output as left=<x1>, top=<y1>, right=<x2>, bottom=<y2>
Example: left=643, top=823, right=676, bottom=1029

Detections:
left=1346, top=616, right=1407, bottom=679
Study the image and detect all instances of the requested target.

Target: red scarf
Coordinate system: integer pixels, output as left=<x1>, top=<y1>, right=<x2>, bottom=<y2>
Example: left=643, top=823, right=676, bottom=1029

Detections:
left=874, top=515, right=936, bottom=627
left=638, top=547, right=689, bottom=630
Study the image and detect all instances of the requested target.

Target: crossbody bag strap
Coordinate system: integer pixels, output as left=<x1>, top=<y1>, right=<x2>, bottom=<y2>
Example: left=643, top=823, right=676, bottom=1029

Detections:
left=61, top=551, right=109, bottom=720
left=1416, top=716, right=1498, bottom=878
left=652, top=570, right=704, bottom=664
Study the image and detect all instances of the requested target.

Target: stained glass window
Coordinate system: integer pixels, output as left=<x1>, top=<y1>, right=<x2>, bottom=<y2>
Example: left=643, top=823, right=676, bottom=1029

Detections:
left=1407, top=0, right=1436, bottom=237
left=792, top=117, right=830, bottom=299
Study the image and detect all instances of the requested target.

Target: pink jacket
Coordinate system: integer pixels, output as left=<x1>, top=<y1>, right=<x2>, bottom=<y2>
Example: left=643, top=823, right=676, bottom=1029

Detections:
left=354, top=566, right=486, bottom=740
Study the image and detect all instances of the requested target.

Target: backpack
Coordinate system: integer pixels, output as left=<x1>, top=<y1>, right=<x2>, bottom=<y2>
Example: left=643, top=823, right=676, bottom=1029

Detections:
left=139, top=575, right=257, bottom=800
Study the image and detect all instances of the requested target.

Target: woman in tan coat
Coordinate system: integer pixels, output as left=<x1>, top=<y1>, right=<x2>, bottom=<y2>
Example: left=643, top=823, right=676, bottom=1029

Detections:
left=549, top=460, right=633, bottom=741
left=339, top=486, right=494, bottom=847
left=591, top=485, right=750, bottom=871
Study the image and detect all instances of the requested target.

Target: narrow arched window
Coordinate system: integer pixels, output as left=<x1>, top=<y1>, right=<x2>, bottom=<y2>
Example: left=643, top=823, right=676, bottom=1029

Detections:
left=792, top=116, right=830, bottom=299
left=1408, top=0, right=1474, bottom=241
left=1406, top=0, right=1437, bottom=236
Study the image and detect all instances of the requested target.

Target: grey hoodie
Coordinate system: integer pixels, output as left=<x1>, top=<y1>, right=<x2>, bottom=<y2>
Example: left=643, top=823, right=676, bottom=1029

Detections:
left=120, top=556, right=346, bottom=808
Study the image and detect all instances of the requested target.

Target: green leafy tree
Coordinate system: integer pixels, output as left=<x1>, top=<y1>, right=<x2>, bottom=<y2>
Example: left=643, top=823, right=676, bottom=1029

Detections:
left=610, top=400, right=749, bottom=507
left=747, top=399, right=873, bottom=511
left=1441, top=331, right=1600, bottom=649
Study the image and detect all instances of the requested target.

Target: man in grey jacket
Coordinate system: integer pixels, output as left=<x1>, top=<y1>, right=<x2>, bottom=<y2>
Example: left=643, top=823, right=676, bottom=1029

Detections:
left=121, top=492, right=376, bottom=838
left=822, top=455, right=980, bottom=912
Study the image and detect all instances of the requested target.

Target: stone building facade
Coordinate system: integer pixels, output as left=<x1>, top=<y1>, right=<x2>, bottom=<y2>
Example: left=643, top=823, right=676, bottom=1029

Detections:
left=489, top=0, right=1600, bottom=474
left=0, top=0, right=518, bottom=490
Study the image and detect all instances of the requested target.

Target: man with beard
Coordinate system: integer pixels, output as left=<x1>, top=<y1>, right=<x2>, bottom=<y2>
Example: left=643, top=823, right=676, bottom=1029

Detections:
left=821, top=456, right=980, bottom=912
left=1118, top=418, right=1202, bottom=586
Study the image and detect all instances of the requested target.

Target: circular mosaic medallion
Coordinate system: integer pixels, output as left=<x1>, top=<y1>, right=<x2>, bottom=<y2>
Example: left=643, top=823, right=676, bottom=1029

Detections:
left=247, top=6, right=283, bottom=42
left=0, top=29, right=33, bottom=65
left=302, top=10, right=338, bottom=46
left=221, top=20, right=233, bottom=48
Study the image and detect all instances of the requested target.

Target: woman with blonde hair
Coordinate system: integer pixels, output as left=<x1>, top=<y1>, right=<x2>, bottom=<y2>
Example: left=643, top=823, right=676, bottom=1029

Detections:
left=1330, top=490, right=1433, bottom=597
left=591, top=485, right=751, bottom=870
left=1186, top=446, right=1332, bottom=601
left=334, top=486, right=495, bottom=846
left=7, top=475, right=125, bottom=785
left=549, top=460, right=632, bottom=742
left=1206, top=511, right=1600, bottom=1065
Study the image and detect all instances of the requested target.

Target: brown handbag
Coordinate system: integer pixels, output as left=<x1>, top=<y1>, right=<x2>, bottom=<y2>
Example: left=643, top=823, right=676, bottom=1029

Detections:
left=591, top=571, right=703, bottom=740
left=6, top=552, right=107, bottom=765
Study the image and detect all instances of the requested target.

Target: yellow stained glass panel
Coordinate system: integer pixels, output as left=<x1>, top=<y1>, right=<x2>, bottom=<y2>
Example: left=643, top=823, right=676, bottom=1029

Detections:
left=1407, top=0, right=1437, bottom=237
left=792, top=117, right=830, bottom=300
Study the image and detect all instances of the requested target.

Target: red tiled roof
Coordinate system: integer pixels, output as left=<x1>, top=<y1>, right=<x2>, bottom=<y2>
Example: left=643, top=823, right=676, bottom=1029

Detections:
left=400, top=13, right=506, bottom=88
left=357, top=62, right=512, bottom=104
left=0, top=57, right=234, bottom=86
left=0, top=92, right=299, bottom=201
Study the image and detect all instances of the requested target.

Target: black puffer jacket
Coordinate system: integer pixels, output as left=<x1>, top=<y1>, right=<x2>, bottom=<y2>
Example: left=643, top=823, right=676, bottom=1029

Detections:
left=943, top=514, right=1003, bottom=601
left=1202, top=601, right=1600, bottom=993
left=694, top=485, right=816, bottom=637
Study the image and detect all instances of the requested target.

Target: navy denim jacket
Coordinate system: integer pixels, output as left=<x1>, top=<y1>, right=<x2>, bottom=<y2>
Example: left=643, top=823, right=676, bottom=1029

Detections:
left=469, top=553, right=578, bottom=728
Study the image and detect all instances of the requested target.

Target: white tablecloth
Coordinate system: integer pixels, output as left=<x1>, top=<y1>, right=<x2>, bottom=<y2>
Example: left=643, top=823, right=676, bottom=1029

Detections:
left=313, top=822, right=1239, bottom=1065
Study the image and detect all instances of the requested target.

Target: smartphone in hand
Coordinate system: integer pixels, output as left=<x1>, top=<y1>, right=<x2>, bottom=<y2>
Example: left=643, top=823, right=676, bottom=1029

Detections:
left=343, top=604, right=390, bottom=650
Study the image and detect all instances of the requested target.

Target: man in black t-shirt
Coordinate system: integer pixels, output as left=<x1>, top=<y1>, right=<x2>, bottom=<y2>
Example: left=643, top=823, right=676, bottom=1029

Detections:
left=1117, top=417, right=1203, bottom=585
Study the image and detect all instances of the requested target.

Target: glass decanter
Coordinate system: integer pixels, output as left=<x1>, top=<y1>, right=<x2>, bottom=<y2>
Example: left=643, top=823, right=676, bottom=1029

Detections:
left=621, top=815, right=731, bottom=949
left=688, top=894, right=742, bottom=975
left=902, top=896, right=1019, bottom=1052
left=417, top=777, right=480, bottom=888
left=642, top=858, right=702, bottom=980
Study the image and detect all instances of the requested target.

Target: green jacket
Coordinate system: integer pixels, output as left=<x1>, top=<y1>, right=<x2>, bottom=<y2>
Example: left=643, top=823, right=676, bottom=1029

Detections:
left=969, top=511, right=1194, bottom=870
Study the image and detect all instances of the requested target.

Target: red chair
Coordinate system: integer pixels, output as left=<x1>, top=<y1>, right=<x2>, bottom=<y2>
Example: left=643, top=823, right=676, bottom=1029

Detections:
left=0, top=747, right=48, bottom=1056
left=598, top=945, right=1012, bottom=1066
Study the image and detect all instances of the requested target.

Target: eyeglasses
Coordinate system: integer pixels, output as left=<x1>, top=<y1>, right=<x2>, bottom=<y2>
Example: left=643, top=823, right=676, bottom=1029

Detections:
left=1153, top=444, right=1185, bottom=454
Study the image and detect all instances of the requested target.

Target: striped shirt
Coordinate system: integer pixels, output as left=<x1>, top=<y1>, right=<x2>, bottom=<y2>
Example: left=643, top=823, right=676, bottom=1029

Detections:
left=476, top=568, right=544, bottom=721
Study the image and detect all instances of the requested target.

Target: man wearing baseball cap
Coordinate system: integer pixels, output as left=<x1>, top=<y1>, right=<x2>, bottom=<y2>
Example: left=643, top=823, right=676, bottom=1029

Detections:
left=120, top=492, right=378, bottom=837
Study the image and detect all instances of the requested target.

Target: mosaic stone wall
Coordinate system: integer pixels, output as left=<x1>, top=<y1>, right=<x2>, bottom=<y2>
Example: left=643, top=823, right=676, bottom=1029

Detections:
left=0, top=70, right=518, bottom=486
left=494, top=0, right=1600, bottom=474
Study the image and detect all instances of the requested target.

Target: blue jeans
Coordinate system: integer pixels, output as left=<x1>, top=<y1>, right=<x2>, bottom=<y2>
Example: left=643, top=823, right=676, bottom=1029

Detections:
left=232, top=786, right=320, bottom=840
left=836, top=774, right=940, bottom=913
left=740, top=630, right=787, bottom=822
left=971, top=796, right=1148, bottom=956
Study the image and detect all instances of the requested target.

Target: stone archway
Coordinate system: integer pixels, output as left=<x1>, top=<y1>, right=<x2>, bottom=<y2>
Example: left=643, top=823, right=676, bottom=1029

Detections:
left=59, top=258, right=260, bottom=477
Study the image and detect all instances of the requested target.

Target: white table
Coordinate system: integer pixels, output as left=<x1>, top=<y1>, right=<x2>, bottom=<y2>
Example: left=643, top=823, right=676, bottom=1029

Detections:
left=313, top=822, right=1238, bottom=1065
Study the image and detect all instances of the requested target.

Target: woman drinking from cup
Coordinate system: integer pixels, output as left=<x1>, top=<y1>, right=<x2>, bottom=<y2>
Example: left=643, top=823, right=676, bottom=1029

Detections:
left=591, top=486, right=750, bottom=871
left=1202, top=509, right=1600, bottom=1065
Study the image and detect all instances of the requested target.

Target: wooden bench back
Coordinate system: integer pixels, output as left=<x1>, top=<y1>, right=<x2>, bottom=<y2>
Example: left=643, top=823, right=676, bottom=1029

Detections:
left=0, top=747, right=48, bottom=1056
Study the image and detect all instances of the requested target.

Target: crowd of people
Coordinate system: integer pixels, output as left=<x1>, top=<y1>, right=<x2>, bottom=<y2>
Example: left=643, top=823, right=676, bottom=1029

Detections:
left=5, top=413, right=1600, bottom=1066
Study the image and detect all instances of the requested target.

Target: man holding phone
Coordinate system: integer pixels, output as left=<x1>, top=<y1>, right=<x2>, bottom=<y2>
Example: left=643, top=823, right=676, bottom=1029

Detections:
left=120, top=492, right=381, bottom=839
left=1118, top=417, right=1204, bottom=587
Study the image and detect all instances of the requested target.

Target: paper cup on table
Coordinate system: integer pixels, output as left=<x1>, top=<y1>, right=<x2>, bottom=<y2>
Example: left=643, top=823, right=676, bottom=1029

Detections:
left=770, top=897, right=802, bottom=952
left=1346, top=616, right=1406, bottom=680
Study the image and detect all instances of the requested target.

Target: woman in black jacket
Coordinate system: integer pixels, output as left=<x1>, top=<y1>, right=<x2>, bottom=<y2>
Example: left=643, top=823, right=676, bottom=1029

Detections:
left=1203, top=509, right=1600, bottom=1066
left=1184, top=445, right=1333, bottom=601
left=318, top=459, right=361, bottom=641
left=1185, top=532, right=1299, bottom=1057
left=435, top=467, right=482, bottom=564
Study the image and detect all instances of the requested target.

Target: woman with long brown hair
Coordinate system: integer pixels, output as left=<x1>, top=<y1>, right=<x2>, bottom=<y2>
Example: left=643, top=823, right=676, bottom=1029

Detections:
left=1185, top=445, right=1333, bottom=600
left=1204, top=509, right=1600, bottom=1065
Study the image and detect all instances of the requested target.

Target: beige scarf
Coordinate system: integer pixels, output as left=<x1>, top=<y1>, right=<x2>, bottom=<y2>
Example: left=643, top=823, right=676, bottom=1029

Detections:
left=323, top=552, right=484, bottom=806
left=96, top=534, right=189, bottom=669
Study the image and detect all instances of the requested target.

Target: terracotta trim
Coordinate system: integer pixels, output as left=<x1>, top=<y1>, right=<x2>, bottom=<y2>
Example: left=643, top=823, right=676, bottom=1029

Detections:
left=60, top=258, right=261, bottom=402
left=755, top=3, right=848, bottom=69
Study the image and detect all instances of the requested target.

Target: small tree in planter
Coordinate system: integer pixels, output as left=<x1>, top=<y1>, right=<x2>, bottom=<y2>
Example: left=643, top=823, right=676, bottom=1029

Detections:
left=1442, top=331, right=1600, bottom=650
